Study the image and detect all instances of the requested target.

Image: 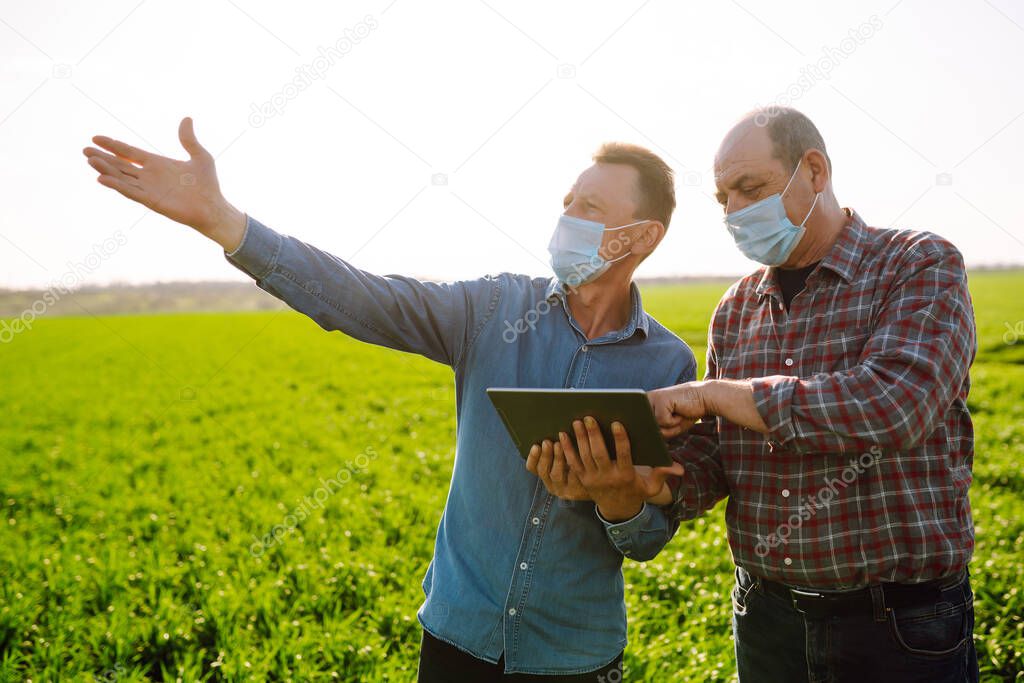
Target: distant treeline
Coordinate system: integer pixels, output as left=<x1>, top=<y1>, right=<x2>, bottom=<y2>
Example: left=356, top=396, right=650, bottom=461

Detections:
left=1, top=265, right=1020, bottom=318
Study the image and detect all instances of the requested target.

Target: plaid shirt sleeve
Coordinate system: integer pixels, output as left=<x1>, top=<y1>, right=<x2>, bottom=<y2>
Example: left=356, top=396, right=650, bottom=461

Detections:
left=667, top=312, right=730, bottom=521
left=750, top=237, right=976, bottom=455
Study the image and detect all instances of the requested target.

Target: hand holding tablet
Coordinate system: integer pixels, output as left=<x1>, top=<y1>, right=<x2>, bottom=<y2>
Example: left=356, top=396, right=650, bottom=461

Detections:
left=486, top=388, right=674, bottom=467
left=487, top=388, right=685, bottom=519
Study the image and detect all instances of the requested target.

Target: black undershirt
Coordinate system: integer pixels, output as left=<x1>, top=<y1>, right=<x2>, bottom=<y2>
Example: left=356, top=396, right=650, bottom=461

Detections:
left=775, top=261, right=821, bottom=311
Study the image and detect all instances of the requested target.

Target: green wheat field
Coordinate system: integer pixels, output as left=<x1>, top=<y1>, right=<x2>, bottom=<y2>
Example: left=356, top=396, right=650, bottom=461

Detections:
left=1, top=271, right=1022, bottom=682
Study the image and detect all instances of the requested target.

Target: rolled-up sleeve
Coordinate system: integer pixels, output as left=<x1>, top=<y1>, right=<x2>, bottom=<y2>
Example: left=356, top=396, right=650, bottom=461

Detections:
left=750, top=239, right=976, bottom=455
left=225, top=214, right=502, bottom=368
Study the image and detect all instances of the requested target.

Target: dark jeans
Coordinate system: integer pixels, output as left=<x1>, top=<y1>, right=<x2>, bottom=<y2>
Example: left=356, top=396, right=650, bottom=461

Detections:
left=417, top=629, right=624, bottom=682
left=732, top=566, right=979, bottom=683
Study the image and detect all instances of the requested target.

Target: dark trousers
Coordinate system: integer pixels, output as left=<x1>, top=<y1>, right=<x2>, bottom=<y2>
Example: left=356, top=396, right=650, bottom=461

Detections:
left=417, top=629, right=624, bottom=682
left=732, top=566, right=979, bottom=683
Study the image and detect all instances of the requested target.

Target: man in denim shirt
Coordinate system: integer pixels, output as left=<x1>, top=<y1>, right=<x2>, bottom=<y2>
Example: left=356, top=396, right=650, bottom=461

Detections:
left=83, top=118, right=696, bottom=679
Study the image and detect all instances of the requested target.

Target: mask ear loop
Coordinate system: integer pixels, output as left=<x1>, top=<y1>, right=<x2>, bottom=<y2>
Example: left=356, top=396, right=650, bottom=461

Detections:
left=799, top=192, right=820, bottom=227
left=781, top=157, right=803, bottom=198
left=602, top=219, right=651, bottom=263
left=604, top=219, right=650, bottom=231
left=782, top=157, right=819, bottom=228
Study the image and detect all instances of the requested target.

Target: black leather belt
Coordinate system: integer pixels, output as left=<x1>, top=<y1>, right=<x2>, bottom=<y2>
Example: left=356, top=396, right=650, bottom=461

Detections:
left=756, top=570, right=966, bottom=617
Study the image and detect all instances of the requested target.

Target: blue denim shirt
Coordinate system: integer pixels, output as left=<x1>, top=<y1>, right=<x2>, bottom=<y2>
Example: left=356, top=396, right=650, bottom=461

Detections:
left=225, top=215, right=697, bottom=674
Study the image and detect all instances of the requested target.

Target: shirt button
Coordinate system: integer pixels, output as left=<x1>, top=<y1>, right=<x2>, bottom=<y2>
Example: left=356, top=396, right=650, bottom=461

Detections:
left=781, top=489, right=790, bottom=498
left=520, top=562, right=528, bottom=570
left=784, top=358, right=794, bottom=367
left=531, top=517, right=540, bottom=525
left=581, top=345, right=588, bottom=352
left=784, top=557, right=793, bottom=566
left=508, top=608, right=517, bottom=616
left=611, top=529, right=621, bottom=535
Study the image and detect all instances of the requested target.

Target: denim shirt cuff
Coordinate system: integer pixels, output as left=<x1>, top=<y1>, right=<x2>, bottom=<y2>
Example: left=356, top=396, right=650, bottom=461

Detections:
left=224, top=214, right=283, bottom=281
left=596, top=502, right=652, bottom=557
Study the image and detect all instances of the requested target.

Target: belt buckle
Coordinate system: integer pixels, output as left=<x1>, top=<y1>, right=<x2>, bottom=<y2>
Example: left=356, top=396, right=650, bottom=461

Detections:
left=789, top=587, right=823, bottom=612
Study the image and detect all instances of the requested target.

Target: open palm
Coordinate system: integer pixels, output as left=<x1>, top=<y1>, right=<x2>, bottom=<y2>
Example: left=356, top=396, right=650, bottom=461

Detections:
left=82, top=117, right=241, bottom=244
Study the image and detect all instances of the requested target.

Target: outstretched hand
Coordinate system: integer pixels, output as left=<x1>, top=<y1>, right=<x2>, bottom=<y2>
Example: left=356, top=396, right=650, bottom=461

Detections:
left=83, top=117, right=246, bottom=250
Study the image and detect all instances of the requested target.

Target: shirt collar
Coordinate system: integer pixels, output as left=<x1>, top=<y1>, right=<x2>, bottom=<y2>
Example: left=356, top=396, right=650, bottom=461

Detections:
left=545, top=277, right=650, bottom=340
left=754, top=208, right=866, bottom=300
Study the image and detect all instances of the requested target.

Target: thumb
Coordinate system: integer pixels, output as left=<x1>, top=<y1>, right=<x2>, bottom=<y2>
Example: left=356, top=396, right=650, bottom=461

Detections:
left=653, top=462, right=684, bottom=479
left=178, top=117, right=209, bottom=159
left=642, top=463, right=684, bottom=495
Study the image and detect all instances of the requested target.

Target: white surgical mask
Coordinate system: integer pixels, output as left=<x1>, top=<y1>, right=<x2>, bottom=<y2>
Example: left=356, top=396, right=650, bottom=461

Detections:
left=547, top=214, right=647, bottom=286
left=724, top=158, right=820, bottom=266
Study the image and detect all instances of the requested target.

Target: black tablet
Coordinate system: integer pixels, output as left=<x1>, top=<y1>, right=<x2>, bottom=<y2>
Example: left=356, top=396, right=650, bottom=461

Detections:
left=486, top=388, right=671, bottom=467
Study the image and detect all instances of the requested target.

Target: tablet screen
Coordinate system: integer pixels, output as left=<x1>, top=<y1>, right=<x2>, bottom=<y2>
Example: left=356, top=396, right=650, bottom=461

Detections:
left=486, top=388, right=671, bottom=468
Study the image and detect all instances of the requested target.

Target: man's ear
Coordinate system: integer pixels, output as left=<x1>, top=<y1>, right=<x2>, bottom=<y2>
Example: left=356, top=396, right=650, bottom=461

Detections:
left=632, top=220, right=666, bottom=257
left=805, top=149, right=830, bottom=193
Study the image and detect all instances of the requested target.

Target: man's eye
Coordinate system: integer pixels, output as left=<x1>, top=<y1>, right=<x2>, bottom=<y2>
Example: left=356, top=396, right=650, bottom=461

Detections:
left=742, top=187, right=760, bottom=197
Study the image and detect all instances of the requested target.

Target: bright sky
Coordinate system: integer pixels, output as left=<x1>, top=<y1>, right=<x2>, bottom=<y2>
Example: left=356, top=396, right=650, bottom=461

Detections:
left=2, top=0, right=1023, bottom=289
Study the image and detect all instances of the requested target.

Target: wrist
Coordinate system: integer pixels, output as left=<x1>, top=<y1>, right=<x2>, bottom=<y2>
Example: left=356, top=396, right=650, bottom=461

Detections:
left=596, top=497, right=644, bottom=523
left=205, top=200, right=247, bottom=252
left=697, top=380, right=723, bottom=417
left=646, top=482, right=673, bottom=506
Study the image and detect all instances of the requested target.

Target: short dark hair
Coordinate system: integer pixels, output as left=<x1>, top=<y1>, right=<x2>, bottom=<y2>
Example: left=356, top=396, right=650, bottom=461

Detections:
left=753, top=107, right=831, bottom=174
left=592, top=142, right=676, bottom=229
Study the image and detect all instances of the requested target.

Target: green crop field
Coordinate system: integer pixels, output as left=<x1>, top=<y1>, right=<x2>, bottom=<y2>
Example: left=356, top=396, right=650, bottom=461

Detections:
left=1, top=271, right=1022, bottom=682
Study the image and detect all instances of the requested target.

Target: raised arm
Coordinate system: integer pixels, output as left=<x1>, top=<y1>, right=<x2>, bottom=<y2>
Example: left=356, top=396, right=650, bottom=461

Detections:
left=651, top=239, right=975, bottom=455
left=83, top=117, right=247, bottom=251
left=746, top=239, right=975, bottom=454
left=84, top=117, right=498, bottom=366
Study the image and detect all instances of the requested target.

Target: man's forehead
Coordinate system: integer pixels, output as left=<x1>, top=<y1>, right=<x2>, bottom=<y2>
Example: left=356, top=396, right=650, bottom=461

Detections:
left=570, top=163, right=638, bottom=200
left=714, top=120, right=779, bottom=185
left=714, top=155, right=779, bottom=187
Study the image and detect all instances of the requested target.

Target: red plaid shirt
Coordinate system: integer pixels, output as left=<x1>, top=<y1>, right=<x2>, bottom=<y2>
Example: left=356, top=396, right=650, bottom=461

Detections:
left=669, top=209, right=976, bottom=588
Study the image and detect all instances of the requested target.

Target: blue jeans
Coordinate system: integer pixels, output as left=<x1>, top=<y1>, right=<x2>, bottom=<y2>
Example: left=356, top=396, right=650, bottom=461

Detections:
left=732, top=566, right=979, bottom=683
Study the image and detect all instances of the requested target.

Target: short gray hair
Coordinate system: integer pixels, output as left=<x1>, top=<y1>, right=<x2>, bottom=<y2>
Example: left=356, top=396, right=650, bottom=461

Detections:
left=752, top=107, right=831, bottom=174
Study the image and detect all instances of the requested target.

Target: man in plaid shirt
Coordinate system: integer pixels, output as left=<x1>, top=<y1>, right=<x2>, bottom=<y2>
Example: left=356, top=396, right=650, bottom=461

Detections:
left=648, top=108, right=979, bottom=682
left=529, top=106, right=978, bottom=682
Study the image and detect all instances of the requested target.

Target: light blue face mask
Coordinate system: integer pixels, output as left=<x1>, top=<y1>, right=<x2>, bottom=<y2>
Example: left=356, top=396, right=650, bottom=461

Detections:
left=547, top=214, right=648, bottom=287
left=724, top=158, right=820, bottom=267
